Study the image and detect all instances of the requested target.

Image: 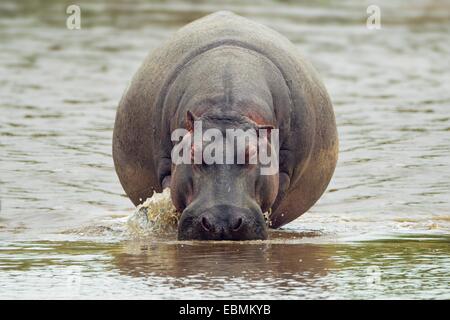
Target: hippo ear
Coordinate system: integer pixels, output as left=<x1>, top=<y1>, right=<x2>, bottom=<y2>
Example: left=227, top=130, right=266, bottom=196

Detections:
left=186, top=110, right=198, bottom=132
left=257, top=124, right=275, bottom=140
left=257, top=124, right=274, bottom=131
left=257, top=124, right=275, bottom=142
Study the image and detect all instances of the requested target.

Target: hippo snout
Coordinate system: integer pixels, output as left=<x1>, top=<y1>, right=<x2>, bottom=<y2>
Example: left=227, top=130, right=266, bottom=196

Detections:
left=178, top=205, right=268, bottom=240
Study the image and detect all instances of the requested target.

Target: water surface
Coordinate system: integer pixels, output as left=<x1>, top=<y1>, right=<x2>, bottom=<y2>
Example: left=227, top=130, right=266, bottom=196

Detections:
left=0, top=0, right=449, bottom=299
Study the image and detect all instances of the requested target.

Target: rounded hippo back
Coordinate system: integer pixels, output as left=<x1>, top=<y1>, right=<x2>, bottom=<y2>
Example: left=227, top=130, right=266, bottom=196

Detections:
left=113, top=11, right=338, bottom=228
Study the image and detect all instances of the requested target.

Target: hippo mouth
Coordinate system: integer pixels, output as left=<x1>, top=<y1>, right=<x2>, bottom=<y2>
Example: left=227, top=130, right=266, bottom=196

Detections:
left=177, top=205, right=268, bottom=241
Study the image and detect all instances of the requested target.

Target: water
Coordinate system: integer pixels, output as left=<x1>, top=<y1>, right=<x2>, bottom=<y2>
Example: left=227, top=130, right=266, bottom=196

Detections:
left=0, top=0, right=449, bottom=299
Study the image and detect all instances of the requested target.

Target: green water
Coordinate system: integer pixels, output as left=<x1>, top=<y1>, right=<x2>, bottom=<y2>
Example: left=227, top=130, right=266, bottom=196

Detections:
left=0, top=234, right=448, bottom=299
left=0, top=0, right=449, bottom=299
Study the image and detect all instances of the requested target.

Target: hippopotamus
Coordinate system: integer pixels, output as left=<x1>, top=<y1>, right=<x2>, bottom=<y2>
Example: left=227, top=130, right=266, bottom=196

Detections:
left=113, top=11, right=338, bottom=240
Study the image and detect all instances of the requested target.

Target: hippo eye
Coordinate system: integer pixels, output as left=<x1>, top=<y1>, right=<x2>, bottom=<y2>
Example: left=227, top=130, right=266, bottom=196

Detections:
left=239, top=145, right=258, bottom=167
left=190, top=144, right=203, bottom=165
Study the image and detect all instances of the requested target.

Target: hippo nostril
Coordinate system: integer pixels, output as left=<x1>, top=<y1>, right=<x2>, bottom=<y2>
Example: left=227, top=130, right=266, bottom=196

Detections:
left=232, top=217, right=243, bottom=231
left=201, top=216, right=212, bottom=232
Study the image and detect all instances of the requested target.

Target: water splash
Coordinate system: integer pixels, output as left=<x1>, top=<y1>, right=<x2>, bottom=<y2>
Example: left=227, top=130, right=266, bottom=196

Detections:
left=127, top=190, right=179, bottom=236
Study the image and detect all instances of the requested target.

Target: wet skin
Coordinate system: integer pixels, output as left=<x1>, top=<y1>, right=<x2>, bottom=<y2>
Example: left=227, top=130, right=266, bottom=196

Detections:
left=171, top=112, right=277, bottom=240
left=113, top=11, right=338, bottom=240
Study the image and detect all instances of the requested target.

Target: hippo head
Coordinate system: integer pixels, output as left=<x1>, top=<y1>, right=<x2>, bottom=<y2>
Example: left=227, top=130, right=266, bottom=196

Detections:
left=169, top=110, right=279, bottom=240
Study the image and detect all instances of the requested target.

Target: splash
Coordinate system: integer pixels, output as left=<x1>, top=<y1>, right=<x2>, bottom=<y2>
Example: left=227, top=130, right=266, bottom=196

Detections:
left=127, top=190, right=179, bottom=236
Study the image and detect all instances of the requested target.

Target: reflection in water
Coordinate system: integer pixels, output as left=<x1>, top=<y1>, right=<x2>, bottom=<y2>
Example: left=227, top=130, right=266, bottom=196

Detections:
left=0, top=237, right=448, bottom=299
left=0, top=0, right=449, bottom=298
left=114, top=242, right=333, bottom=282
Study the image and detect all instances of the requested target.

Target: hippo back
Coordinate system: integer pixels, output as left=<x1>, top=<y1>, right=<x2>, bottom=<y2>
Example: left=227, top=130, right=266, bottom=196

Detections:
left=113, top=11, right=338, bottom=227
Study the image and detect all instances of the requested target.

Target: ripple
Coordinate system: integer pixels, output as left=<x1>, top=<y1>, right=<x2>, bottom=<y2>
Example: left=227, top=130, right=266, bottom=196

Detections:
left=1, top=0, right=449, bottom=299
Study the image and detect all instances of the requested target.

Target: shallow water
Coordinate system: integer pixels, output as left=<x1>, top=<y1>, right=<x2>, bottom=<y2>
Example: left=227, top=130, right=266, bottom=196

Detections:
left=0, top=0, right=449, bottom=299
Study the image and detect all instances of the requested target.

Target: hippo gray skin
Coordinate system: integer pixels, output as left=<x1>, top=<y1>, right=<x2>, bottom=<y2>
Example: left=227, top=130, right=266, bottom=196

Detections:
left=113, top=11, right=338, bottom=240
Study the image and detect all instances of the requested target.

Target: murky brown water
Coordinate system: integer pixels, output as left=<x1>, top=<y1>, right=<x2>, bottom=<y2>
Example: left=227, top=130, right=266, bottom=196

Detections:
left=0, top=0, right=449, bottom=299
